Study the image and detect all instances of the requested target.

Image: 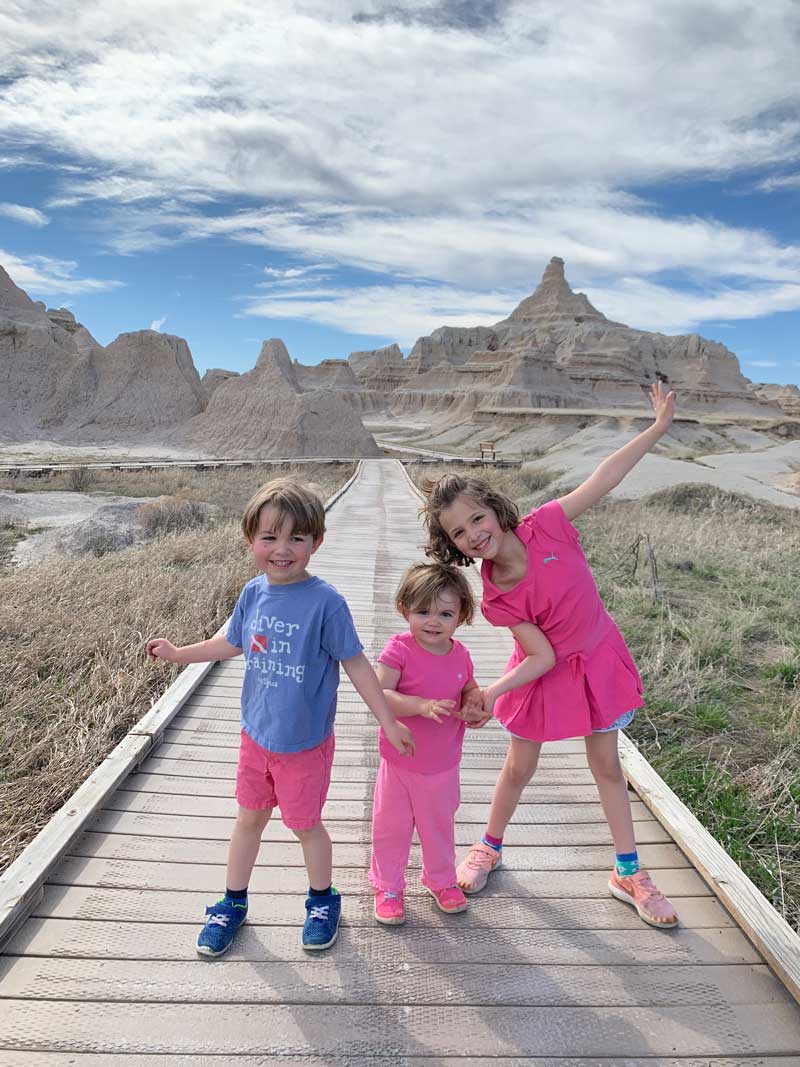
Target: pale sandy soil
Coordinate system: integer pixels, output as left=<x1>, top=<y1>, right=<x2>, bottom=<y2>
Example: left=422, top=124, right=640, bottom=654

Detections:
left=0, top=440, right=202, bottom=465
left=0, top=490, right=155, bottom=564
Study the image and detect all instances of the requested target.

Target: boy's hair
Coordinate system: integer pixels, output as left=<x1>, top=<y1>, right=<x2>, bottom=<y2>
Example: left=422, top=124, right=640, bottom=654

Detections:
left=420, top=472, right=519, bottom=567
left=395, top=561, right=475, bottom=625
left=241, top=478, right=326, bottom=542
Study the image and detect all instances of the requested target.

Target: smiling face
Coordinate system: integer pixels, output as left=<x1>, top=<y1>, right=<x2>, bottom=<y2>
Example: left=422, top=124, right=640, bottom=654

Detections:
left=246, top=505, right=323, bottom=585
left=438, top=494, right=506, bottom=562
left=404, top=588, right=462, bottom=654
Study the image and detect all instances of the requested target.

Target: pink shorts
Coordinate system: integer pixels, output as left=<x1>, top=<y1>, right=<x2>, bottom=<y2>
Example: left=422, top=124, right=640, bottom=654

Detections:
left=235, top=730, right=335, bottom=830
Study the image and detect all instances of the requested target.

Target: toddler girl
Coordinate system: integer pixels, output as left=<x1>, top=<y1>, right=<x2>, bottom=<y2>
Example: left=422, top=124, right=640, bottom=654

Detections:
left=369, top=561, right=553, bottom=924
left=422, top=382, right=680, bottom=928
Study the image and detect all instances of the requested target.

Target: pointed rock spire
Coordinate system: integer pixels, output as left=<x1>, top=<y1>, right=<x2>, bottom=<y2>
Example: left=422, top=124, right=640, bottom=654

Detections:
left=506, top=256, right=607, bottom=324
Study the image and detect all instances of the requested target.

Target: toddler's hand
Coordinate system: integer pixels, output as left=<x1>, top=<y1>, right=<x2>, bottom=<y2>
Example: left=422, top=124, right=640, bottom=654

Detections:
left=146, top=638, right=180, bottom=663
left=385, top=720, right=416, bottom=758
left=422, top=698, right=456, bottom=723
left=460, top=691, right=488, bottom=727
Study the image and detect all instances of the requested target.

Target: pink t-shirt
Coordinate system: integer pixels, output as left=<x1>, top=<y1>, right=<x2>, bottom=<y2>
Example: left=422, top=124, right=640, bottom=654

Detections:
left=480, top=499, right=643, bottom=741
left=377, top=631, right=475, bottom=773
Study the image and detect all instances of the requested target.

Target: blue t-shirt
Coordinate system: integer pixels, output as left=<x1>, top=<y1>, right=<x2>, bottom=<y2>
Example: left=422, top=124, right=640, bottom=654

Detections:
left=227, top=574, right=363, bottom=753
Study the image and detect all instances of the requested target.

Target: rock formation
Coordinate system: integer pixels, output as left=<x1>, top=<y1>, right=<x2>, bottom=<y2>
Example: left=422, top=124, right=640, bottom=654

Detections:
left=347, top=344, right=413, bottom=410
left=168, top=338, right=381, bottom=457
left=1, top=255, right=793, bottom=459
left=0, top=266, right=99, bottom=440
left=201, top=368, right=240, bottom=398
left=389, top=257, right=783, bottom=419
left=75, top=331, right=207, bottom=435
left=755, top=383, right=800, bottom=418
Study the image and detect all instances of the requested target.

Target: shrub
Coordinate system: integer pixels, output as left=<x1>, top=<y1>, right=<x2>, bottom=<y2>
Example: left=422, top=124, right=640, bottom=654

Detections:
left=137, top=493, right=210, bottom=536
left=67, top=466, right=95, bottom=493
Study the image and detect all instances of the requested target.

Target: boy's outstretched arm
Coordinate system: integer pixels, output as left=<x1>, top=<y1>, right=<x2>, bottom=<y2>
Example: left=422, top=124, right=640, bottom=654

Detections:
left=146, top=633, right=242, bottom=665
left=558, top=381, right=675, bottom=521
left=342, top=653, right=416, bottom=756
left=482, top=622, right=555, bottom=715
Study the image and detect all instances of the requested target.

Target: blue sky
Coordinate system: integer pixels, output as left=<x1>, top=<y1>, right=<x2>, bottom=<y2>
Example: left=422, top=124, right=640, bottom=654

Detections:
left=1, top=1, right=799, bottom=386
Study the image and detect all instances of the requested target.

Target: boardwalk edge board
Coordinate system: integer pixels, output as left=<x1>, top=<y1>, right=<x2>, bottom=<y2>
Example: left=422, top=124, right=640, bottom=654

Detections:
left=0, top=461, right=363, bottom=949
left=402, top=456, right=800, bottom=1005
left=619, top=733, right=800, bottom=1004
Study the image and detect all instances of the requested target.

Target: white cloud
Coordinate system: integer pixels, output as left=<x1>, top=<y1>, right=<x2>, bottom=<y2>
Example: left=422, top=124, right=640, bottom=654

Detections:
left=0, top=202, right=49, bottom=227
left=150, top=314, right=168, bottom=331
left=1, top=3, right=799, bottom=211
left=243, top=281, right=518, bottom=344
left=757, top=173, right=800, bottom=192
left=743, top=359, right=779, bottom=367
left=2, top=2, right=800, bottom=341
left=0, top=248, right=123, bottom=296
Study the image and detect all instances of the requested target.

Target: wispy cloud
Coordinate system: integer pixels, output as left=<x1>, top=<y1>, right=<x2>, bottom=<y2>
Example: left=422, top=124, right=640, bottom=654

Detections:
left=744, top=359, right=779, bottom=367
left=756, top=173, right=800, bottom=192
left=0, top=248, right=122, bottom=296
left=0, top=201, right=49, bottom=227
left=150, top=314, right=168, bottom=331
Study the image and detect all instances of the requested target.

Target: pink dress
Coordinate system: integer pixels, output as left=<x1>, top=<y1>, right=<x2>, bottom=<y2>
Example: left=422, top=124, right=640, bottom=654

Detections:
left=481, top=500, right=643, bottom=742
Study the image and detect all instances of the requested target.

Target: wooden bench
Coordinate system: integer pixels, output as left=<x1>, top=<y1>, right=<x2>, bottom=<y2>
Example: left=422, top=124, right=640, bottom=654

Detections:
left=479, top=440, right=497, bottom=461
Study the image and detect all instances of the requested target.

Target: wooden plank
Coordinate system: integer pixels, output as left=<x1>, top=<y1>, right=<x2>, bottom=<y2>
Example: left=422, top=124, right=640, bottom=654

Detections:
left=106, top=788, right=657, bottom=822
left=2, top=918, right=760, bottom=966
left=1, top=956, right=784, bottom=1006
left=3, top=1001, right=799, bottom=1057
left=49, top=856, right=712, bottom=897
left=29, top=884, right=735, bottom=929
left=133, top=759, right=601, bottom=793
left=87, top=810, right=672, bottom=846
left=5, top=1057, right=800, bottom=1067
left=67, top=832, right=691, bottom=870
left=620, top=735, right=800, bottom=1005
left=4, top=1058, right=800, bottom=1067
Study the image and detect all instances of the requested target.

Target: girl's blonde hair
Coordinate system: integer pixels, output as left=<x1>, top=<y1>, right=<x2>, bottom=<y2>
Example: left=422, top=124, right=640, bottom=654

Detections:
left=241, top=478, right=325, bottom=542
left=395, top=561, right=475, bottom=625
left=421, top=472, right=519, bottom=567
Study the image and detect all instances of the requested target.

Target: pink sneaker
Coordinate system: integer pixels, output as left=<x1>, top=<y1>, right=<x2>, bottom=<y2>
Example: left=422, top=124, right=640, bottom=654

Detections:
left=374, top=890, right=405, bottom=925
left=427, top=884, right=468, bottom=914
left=456, top=841, right=503, bottom=894
left=609, top=868, right=679, bottom=928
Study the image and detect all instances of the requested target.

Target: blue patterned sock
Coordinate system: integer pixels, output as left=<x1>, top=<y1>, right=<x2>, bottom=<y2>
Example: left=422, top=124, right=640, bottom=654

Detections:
left=615, top=851, right=640, bottom=877
left=482, top=833, right=503, bottom=852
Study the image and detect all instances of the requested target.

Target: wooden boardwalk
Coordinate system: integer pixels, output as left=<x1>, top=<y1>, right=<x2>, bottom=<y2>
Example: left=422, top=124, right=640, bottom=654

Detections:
left=1, top=458, right=800, bottom=1064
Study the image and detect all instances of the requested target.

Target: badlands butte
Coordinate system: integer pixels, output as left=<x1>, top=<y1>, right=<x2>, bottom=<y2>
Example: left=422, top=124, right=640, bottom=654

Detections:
left=2, top=257, right=799, bottom=488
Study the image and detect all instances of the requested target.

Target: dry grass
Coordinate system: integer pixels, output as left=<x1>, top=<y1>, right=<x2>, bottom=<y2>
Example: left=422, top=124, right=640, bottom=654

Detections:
left=408, top=463, right=800, bottom=929
left=0, top=462, right=354, bottom=873
left=0, top=461, right=355, bottom=521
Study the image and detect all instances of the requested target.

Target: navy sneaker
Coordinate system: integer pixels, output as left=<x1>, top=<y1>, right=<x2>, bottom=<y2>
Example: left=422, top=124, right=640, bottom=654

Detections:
left=196, top=898, right=248, bottom=957
left=302, top=888, right=341, bottom=951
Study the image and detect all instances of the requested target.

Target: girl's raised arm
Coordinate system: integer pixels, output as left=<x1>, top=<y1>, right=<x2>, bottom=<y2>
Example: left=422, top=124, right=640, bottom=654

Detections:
left=558, top=382, right=675, bottom=521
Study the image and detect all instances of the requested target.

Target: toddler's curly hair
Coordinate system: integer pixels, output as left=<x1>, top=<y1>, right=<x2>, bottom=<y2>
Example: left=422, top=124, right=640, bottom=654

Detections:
left=395, top=561, right=475, bottom=624
left=420, top=472, right=519, bottom=566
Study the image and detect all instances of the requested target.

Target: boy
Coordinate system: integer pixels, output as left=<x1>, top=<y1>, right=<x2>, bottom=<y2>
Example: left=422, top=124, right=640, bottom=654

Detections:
left=147, top=477, right=414, bottom=956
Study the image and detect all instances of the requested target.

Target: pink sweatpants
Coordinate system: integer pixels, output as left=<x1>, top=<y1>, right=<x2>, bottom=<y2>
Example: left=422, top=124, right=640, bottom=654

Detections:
left=369, top=757, right=460, bottom=893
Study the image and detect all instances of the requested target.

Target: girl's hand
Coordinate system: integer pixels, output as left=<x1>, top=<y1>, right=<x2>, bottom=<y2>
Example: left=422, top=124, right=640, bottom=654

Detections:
left=422, top=698, right=456, bottom=723
left=461, top=690, right=488, bottom=727
left=384, top=720, right=416, bottom=758
left=482, top=686, right=498, bottom=716
left=146, top=638, right=180, bottom=663
left=650, top=380, right=675, bottom=431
